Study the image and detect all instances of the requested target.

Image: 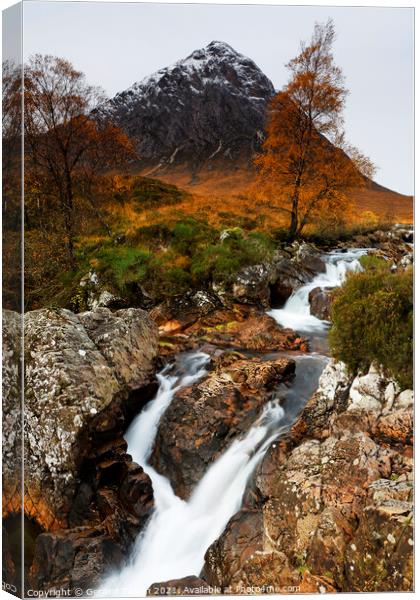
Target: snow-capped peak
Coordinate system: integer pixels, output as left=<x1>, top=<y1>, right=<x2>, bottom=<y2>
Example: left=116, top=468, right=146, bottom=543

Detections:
left=122, top=40, right=274, bottom=102
left=100, top=41, right=275, bottom=168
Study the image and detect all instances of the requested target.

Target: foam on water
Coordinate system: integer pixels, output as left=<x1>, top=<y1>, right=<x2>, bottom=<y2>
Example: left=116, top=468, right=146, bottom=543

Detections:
left=268, top=248, right=367, bottom=334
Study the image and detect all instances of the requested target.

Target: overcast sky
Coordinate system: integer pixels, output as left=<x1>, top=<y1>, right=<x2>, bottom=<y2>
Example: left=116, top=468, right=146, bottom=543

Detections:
left=19, top=1, right=414, bottom=195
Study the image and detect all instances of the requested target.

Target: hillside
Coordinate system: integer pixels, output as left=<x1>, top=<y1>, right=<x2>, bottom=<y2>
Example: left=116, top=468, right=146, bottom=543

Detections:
left=101, top=41, right=412, bottom=222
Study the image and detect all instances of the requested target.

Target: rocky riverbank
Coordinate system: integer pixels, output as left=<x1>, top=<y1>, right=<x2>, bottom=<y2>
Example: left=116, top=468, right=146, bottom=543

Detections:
left=3, top=307, right=159, bottom=591
left=201, top=360, right=413, bottom=593
left=2, top=223, right=413, bottom=594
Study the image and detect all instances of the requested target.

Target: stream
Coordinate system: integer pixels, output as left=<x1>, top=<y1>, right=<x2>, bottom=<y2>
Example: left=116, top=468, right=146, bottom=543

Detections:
left=102, top=248, right=367, bottom=596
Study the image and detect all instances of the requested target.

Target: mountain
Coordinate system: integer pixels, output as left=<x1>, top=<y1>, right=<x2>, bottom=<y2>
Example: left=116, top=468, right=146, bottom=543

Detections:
left=100, top=41, right=412, bottom=221
left=99, top=41, right=275, bottom=176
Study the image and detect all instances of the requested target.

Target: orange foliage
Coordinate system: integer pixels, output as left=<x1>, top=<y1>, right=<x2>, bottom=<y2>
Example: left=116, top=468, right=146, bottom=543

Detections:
left=255, top=20, right=375, bottom=237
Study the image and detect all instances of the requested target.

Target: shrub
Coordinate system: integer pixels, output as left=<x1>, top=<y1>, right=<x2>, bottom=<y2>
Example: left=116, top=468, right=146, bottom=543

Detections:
left=171, top=217, right=218, bottom=255
left=358, top=254, right=388, bottom=271
left=93, top=245, right=151, bottom=289
left=329, top=266, right=413, bottom=389
left=191, top=229, right=275, bottom=282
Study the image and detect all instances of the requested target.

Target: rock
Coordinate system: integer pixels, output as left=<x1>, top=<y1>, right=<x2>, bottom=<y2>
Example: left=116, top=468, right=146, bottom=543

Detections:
left=98, top=41, right=275, bottom=173
left=290, top=360, right=353, bottom=443
left=2, top=310, right=22, bottom=518
left=78, top=270, right=127, bottom=311
left=347, top=364, right=411, bottom=418
left=77, top=269, right=155, bottom=312
left=151, top=291, right=222, bottom=335
left=30, top=526, right=125, bottom=592
left=269, top=258, right=313, bottom=306
left=2, top=307, right=159, bottom=591
left=399, top=253, right=413, bottom=269
left=156, top=304, right=309, bottom=358
left=150, top=355, right=295, bottom=498
left=147, top=576, right=216, bottom=596
left=231, top=263, right=272, bottom=307
left=186, top=307, right=308, bottom=353
left=308, top=287, right=334, bottom=320
left=292, top=242, right=326, bottom=274
left=202, top=359, right=413, bottom=592
left=202, top=510, right=265, bottom=589
left=344, top=478, right=413, bottom=592
left=23, top=307, right=158, bottom=530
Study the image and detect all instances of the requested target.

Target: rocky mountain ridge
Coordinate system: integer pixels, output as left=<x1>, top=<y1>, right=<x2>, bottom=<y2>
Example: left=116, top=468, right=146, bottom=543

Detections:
left=98, top=41, right=275, bottom=175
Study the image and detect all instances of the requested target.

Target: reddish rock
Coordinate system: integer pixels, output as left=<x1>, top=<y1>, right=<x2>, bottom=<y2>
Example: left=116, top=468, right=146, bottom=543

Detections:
left=150, top=355, right=295, bottom=498
left=147, top=576, right=216, bottom=596
left=202, top=359, right=413, bottom=592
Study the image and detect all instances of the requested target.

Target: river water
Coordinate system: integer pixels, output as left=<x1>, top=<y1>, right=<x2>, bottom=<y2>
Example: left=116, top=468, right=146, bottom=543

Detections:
left=102, top=248, right=366, bottom=596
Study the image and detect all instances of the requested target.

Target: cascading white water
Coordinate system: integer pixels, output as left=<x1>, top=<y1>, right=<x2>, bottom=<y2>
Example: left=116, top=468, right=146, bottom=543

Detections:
left=102, top=352, right=292, bottom=596
left=268, top=248, right=367, bottom=333
left=101, top=248, right=366, bottom=597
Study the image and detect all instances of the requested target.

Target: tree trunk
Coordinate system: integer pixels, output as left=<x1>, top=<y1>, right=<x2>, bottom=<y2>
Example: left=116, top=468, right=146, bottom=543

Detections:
left=288, top=194, right=299, bottom=239
left=61, top=189, right=76, bottom=267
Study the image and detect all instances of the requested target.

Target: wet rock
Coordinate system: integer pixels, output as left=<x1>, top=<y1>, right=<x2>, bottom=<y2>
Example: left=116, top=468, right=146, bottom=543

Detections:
left=187, top=308, right=308, bottom=353
left=269, top=259, right=313, bottom=306
left=147, top=576, right=216, bottom=596
left=308, top=287, right=334, bottom=320
left=202, top=359, right=413, bottom=592
left=30, top=526, right=125, bottom=592
left=202, top=510, right=264, bottom=588
left=230, top=263, right=272, bottom=307
left=157, top=304, right=309, bottom=358
left=291, top=242, right=326, bottom=274
left=150, top=356, right=295, bottom=498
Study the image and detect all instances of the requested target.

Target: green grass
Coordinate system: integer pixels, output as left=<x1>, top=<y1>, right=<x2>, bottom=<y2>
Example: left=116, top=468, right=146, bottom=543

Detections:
left=65, top=219, right=275, bottom=307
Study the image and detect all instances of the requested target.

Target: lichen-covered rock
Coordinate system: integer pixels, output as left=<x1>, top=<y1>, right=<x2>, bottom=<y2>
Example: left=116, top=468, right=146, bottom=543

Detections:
left=203, top=359, right=413, bottom=592
left=77, top=270, right=127, bottom=311
left=150, top=355, right=295, bottom=499
left=291, top=242, right=326, bottom=274
left=23, top=307, right=158, bottom=530
left=2, top=310, right=22, bottom=517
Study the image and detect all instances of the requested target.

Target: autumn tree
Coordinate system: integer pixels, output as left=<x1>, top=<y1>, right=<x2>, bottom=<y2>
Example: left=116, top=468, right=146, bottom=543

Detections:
left=2, top=60, right=23, bottom=309
left=255, top=20, right=374, bottom=238
left=24, top=55, right=137, bottom=263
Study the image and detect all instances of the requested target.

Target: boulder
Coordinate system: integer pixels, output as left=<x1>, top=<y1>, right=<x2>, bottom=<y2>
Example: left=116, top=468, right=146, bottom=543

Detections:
left=230, top=263, right=272, bottom=307
left=3, top=307, right=159, bottom=592
left=150, top=355, right=295, bottom=498
left=23, top=307, right=158, bottom=530
left=151, top=290, right=222, bottom=334
left=76, top=269, right=154, bottom=312
left=269, top=259, right=313, bottom=306
left=77, top=270, right=128, bottom=311
left=147, top=576, right=216, bottom=596
left=2, top=310, right=22, bottom=518
left=291, top=242, right=326, bottom=274
left=308, top=286, right=334, bottom=320
left=202, top=359, right=413, bottom=592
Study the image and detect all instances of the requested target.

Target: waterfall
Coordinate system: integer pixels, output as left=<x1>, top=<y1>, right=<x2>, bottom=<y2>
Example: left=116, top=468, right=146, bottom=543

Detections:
left=102, top=351, right=298, bottom=596
left=101, top=248, right=365, bottom=597
left=268, top=248, right=367, bottom=333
